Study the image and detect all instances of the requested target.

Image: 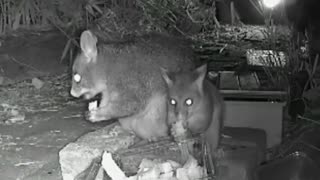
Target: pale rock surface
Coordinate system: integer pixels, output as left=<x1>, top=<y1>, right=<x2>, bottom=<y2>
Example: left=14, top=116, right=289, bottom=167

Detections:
left=59, top=123, right=136, bottom=180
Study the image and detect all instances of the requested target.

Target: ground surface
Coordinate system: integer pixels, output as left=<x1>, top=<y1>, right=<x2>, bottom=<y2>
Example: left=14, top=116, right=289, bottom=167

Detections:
left=0, top=30, right=108, bottom=180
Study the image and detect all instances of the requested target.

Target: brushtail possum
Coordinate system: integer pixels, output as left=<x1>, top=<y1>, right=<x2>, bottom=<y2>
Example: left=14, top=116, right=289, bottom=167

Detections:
left=161, top=64, right=225, bottom=152
left=70, top=30, right=195, bottom=141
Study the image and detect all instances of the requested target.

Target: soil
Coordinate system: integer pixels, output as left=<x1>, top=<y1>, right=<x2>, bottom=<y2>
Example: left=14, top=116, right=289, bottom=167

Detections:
left=0, top=30, right=108, bottom=180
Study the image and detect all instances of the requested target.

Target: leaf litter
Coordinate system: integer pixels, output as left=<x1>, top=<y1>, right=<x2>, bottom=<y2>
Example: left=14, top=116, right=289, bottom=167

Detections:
left=0, top=72, right=83, bottom=124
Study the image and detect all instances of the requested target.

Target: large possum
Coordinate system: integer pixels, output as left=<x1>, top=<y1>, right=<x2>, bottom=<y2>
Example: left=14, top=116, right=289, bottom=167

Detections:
left=70, top=30, right=195, bottom=141
left=161, top=64, right=225, bottom=152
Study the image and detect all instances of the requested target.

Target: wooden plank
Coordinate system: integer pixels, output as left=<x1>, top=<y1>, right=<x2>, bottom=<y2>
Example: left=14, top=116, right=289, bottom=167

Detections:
left=220, top=90, right=287, bottom=100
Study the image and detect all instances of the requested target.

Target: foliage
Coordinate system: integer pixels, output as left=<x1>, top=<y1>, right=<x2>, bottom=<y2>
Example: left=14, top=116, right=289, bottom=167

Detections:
left=0, top=0, right=218, bottom=64
left=258, top=25, right=290, bottom=91
left=137, top=0, right=217, bottom=35
left=0, top=0, right=53, bottom=33
left=261, top=10, right=320, bottom=120
left=57, top=0, right=218, bottom=63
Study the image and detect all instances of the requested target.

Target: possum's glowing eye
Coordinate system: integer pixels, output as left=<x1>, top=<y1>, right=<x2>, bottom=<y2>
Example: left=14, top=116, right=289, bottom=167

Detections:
left=185, top=98, right=193, bottom=106
left=170, top=98, right=177, bottom=106
left=73, top=74, right=81, bottom=83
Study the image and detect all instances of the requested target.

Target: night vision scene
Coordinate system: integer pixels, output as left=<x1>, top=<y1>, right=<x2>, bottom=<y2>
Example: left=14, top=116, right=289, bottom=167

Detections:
left=0, top=0, right=319, bottom=179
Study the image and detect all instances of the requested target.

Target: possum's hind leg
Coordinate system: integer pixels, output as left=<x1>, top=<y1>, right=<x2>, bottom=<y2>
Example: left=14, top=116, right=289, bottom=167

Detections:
left=118, top=93, right=169, bottom=141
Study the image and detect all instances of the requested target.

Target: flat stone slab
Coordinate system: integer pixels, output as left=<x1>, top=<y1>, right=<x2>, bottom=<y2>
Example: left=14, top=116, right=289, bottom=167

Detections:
left=59, top=123, right=136, bottom=180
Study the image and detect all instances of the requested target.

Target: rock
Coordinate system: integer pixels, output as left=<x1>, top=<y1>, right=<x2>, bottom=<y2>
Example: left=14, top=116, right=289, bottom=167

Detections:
left=32, top=77, right=44, bottom=89
left=59, top=123, right=136, bottom=180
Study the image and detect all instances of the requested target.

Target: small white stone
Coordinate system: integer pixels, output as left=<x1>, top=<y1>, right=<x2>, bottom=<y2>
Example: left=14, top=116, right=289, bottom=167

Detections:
left=32, top=77, right=44, bottom=89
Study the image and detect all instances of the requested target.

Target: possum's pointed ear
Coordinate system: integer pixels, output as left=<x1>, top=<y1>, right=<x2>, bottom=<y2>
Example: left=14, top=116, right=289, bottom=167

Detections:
left=194, top=64, right=207, bottom=90
left=80, top=30, right=98, bottom=63
left=160, top=67, right=173, bottom=87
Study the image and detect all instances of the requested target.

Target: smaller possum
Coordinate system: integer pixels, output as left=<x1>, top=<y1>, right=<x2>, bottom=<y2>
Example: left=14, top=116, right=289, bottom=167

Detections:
left=161, top=64, right=225, bottom=154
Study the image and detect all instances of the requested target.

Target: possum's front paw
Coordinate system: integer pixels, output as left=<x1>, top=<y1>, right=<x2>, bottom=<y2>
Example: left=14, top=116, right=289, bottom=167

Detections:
left=85, top=101, right=109, bottom=122
left=171, top=120, right=189, bottom=141
left=85, top=110, right=107, bottom=122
